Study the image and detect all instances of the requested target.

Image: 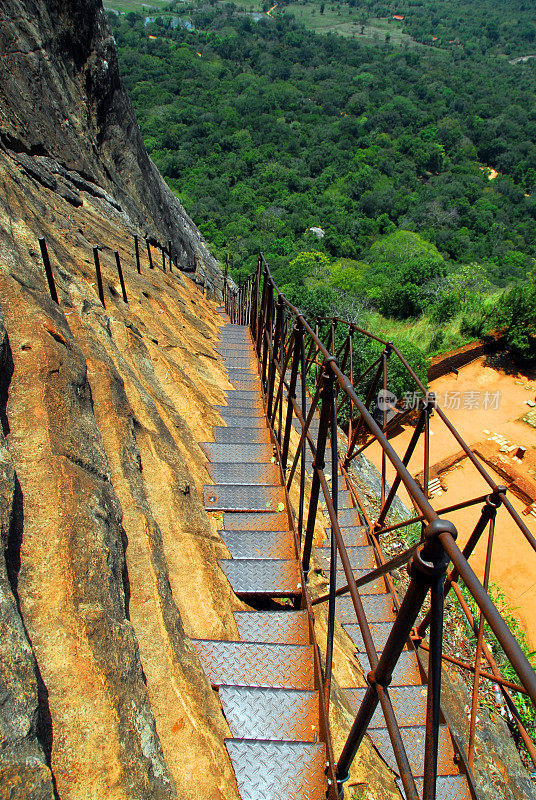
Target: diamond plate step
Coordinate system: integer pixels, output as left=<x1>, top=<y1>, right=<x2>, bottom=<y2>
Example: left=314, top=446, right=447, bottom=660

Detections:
left=213, top=427, right=272, bottom=445
left=225, top=740, right=327, bottom=800
left=225, top=368, right=259, bottom=381
left=323, top=507, right=361, bottom=527
left=222, top=530, right=296, bottom=560
left=200, top=443, right=273, bottom=463
left=369, top=725, right=457, bottom=778
left=396, top=775, right=471, bottom=800
left=336, top=594, right=396, bottom=624
left=216, top=405, right=265, bottom=419
left=219, top=558, right=302, bottom=597
left=219, top=686, right=319, bottom=741
left=324, top=526, right=368, bottom=546
left=316, top=546, right=375, bottom=573
left=338, top=569, right=387, bottom=595
left=213, top=414, right=267, bottom=428
left=224, top=396, right=264, bottom=411
left=342, top=621, right=409, bottom=653
left=192, top=640, right=314, bottom=688
left=342, top=685, right=428, bottom=728
left=206, top=463, right=281, bottom=485
left=228, top=380, right=261, bottom=392
left=224, top=512, right=288, bottom=531
left=204, top=484, right=285, bottom=512
left=223, top=357, right=258, bottom=369
left=217, top=344, right=255, bottom=353
left=356, top=651, right=423, bottom=686
left=234, top=611, right=310, bottom=645
left=225, top=389, right=264, bottom=402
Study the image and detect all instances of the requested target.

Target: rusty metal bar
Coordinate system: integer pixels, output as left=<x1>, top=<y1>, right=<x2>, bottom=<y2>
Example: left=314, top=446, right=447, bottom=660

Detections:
left=302, top=365, right=332, bottom=575
left=344, top=357, right=385, bottom=465
left=146, top=237, right=154, bottom=269
left=134, top=234, right=141, bottom=274
left=423, top=569, right=446, bottom=800
left=114, top=251, right=128, bottom=303
left=38, top=237, right=59, bottom=303
left=374, top=402, right=429, bottom=532
left=324, top=367, right=338, bottom=709
left=468, top=512, right=495, bottom=768
left=375, top=494, right=489, bottom=537
left=267, top=296, right=284, bottom=421
left=312, top=541, right=419, bottom=606
left=92, top=246, right=105, bottom=307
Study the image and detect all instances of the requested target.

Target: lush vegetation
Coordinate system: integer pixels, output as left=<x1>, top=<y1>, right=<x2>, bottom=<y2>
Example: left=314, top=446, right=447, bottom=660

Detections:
left=109, top=2, right=536, bottom=367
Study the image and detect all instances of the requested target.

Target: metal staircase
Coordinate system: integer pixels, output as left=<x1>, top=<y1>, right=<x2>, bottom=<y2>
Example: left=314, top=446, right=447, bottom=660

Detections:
left=194, top=316, right=333, bottom=800
left=191, top=257, right=536, bottom=800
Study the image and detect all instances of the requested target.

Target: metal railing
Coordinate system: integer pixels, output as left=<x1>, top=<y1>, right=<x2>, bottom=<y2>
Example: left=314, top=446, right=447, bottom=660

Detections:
left=226, top=254, right=536, bottom=800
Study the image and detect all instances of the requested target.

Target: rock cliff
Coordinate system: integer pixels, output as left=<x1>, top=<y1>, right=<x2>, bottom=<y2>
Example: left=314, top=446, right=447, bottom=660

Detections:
left=0, top=0, right=219, bottom=285
left=0, top=1, right=246, bottom=798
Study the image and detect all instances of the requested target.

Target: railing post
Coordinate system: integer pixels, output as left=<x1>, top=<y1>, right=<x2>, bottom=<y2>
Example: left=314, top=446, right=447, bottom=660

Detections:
left=114, top=251, right=128, bottom=303
left=134, top=234, right=141, bottom=274
left=281, top=320, right=303, bottom=471
left=92, top=246, right=105, bottom=307
left=336, top=518, right=456, bottom=799
left=302, top=358, right=337, bottom=576
left=261, top=279, right=273, bottom=393
left=256, top=262, right=268, bottom=357
left=267, top=295, right=284, bottom=421
left=325, top=362, right=339, bottom=708
left=374, top=394, right=433, bottom=532
left=251, top=256, right=260, bottom=340
left=146, top=237, right=154, bottom=269
left=38, top=237, right=59, bottom=304
left=416, top=487, right=505, bottom=639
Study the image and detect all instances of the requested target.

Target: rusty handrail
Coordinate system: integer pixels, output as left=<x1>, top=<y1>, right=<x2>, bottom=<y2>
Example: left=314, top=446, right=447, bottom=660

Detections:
left=224, top=253, right=536, bottom=796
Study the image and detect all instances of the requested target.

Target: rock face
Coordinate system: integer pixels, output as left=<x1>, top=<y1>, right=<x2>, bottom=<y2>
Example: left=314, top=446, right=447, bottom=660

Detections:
left=0, top=0, right=220, bottom=287
left=0, top=1, right=245, bottom=798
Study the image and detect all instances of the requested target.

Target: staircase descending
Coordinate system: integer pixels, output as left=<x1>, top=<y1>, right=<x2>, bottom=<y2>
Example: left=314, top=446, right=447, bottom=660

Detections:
left=194, top=311, right=471, bottom=800
left=194, top=313, right=330, bottom=800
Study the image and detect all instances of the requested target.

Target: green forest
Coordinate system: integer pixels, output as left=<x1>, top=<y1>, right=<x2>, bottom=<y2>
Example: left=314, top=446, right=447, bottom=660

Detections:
left=108, top=1, right=536, bottom=365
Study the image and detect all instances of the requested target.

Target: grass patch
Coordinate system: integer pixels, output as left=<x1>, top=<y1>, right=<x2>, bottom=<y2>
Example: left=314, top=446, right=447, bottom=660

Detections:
left=104, top=0, right=173, bottom=13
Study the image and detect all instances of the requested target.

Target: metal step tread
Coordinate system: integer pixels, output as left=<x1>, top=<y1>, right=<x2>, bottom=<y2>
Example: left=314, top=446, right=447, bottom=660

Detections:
left=324, top=526, right=368, bottom=547
left=316, top=545, right=375, bottom=572
left=222, top=530, right=296, bottom=560
left=369, top=725, right=457, bottom=778
left=342, top=621, right=409, bottom=653
left=342, top=685, right=428, bottom=728
left=336, top=594, right=396, bottom=624
left=224, top=512, right=288, bottom=531
left=192, top=640, right=314, bottom=689
left=323, top=507, right=361, bottom=527
left=215, top=413, right=267, bottom=428
left=219, top=686, right=319, bottom=741
left=234, top=610, right=310, bottom=645
left=220, top=558, right=302, bottom=597
left=206, top=463, right=281, bottom=485
left=204, top=484, right=285, bottom=512
left=215, top=405, right=265, bottom=419
left=213, top=427, right=272, bottom=445
left=356, top=651, right=423, bottom=686
left=200, top=442, right=273, bottom=464
left=225, top=739, right=327, bottom=800
left=327, top=567, right=387, bottom=595
left=396, top=775, right=471, bottom=800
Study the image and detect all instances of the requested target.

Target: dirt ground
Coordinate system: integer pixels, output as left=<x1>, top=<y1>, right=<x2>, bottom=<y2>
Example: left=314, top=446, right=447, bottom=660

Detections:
left=366, top=356, right=536, bottom=648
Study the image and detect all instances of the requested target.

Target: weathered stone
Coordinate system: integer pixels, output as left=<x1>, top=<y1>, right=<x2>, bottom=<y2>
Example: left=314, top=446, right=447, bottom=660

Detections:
left=0, top=0, right=222, bottom=290
left=0, top=312, right=55, bottom=799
